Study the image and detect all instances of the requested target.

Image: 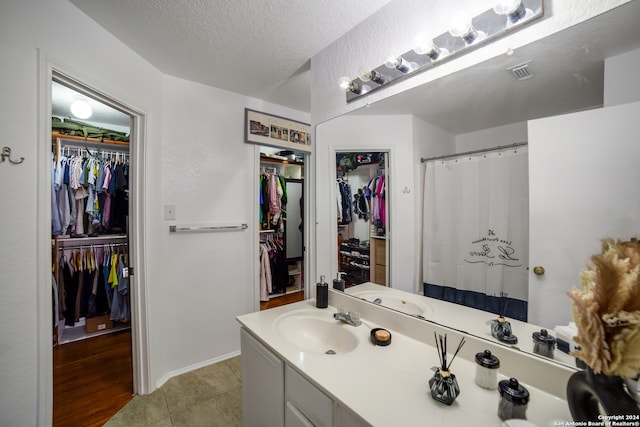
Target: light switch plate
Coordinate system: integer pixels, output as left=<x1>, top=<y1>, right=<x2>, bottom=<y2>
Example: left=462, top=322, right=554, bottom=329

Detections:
left=164, top=204, right=176, bottom=220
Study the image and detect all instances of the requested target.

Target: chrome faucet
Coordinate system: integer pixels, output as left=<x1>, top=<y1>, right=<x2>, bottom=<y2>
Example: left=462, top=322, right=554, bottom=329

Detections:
left=333, top=307, right=361, bottom=326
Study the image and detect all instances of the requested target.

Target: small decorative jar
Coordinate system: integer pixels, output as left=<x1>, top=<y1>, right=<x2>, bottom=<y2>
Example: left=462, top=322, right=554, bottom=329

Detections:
left=498, top=378, right=529, bottom=420
left=532, top=329, right=556, bottom=358
left=474, top=350, right=500, bottom=389
left=429, top=369, right=460, bottom=405
left=491, top=316, right=518, bottom=344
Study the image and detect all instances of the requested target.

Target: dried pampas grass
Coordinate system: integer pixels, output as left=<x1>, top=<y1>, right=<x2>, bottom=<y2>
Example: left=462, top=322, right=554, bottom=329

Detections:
left=568, top=238, right=640, bottom=378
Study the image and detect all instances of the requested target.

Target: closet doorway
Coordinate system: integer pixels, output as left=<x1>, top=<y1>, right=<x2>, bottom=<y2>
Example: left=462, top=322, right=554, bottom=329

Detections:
left=47, top=71, right=143, bottom=426
left=336, top=151, right=390, bottom=288
left=259, top=147, right=307, bottom=310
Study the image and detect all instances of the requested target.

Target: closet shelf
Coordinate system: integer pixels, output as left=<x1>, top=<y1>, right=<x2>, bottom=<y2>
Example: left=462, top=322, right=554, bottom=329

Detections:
left=52, top=132, right=130, bottom=147
left=260, top=155, right=303, bottom=166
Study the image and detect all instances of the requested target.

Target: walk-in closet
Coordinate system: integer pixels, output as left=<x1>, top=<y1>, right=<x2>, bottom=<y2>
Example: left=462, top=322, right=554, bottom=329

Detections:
left=51, top=78, right=134, bottom=426
left=259, top=148, right=305, bottom=309
left=336, top=152, right=389, bottom=288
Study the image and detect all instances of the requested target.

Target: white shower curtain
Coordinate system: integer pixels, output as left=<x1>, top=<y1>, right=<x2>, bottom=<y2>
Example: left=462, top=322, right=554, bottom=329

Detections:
left=422, top=147, right=529, bottom=320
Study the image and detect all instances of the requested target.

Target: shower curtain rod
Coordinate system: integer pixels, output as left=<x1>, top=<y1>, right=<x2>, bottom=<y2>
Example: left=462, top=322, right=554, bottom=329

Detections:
left=420, top=142, right=527, bottom=163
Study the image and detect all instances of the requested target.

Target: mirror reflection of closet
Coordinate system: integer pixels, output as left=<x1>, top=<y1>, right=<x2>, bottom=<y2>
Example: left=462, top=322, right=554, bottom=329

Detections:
left=259, top=146, right=305, bottom=309
left=336, top=151, right=389, bottom=288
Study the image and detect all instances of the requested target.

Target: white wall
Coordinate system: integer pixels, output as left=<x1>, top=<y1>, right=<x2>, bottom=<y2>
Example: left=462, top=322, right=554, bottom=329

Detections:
left=0, top=1, right=162, bottom=425
left=0, top=1, right=310, bottom=425
left=455, top=122, right=528, bottom=152
left=311, top=0, right=631, bottom=124
left=604, top=47, right=640, bottom=107
left=153, top=75, right=309, bottom=385
left=316, top=115, right=453, bottom=294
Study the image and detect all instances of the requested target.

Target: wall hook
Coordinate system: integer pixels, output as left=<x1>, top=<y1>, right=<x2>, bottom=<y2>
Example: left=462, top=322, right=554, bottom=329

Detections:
left=1, top=147, right=25, bottom=165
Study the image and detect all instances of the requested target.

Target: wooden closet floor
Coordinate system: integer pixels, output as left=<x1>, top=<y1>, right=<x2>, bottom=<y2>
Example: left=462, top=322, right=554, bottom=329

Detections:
left=53, top=328, right=133, bottom=427
left=260, top=289, right=304, bottom=310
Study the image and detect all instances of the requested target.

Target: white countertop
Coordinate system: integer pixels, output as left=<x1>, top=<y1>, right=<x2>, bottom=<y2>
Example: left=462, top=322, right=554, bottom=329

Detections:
left=237, top=296, right=573, bottom=427
left=345, top=283, right=577, bottom=367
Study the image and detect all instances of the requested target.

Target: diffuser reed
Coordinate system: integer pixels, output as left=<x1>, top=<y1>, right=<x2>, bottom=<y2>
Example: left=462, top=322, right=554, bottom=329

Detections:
left=491, top=292, right=518, bottom=344
left=429, top=333, right=466, bottom=405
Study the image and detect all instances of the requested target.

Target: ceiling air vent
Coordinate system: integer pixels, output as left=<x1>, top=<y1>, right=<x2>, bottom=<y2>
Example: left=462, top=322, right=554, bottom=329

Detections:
left=507, top=61, right=533, bottom=81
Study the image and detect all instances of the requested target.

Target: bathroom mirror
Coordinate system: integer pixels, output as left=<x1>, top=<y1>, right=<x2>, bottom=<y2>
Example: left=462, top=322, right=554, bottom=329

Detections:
left=317, top=1, right=640, bottom=369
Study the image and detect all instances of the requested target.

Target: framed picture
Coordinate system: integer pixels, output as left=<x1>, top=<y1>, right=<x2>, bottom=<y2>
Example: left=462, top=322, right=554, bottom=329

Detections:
left=244, top=108, right=311, bottom=153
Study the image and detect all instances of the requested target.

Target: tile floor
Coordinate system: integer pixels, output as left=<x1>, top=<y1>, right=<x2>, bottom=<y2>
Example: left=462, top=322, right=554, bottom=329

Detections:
left=104, top=356, right=242, bottom=427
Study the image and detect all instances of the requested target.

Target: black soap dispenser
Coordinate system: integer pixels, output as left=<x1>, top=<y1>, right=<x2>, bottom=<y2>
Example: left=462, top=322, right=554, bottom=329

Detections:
left=333, top=272, right=345, bottom=291
left=316, top=275, right=328, bottom=308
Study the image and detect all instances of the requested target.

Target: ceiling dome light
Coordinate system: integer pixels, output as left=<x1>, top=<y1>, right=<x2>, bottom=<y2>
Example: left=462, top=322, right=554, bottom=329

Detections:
left=70, top=99, right=92, bottom=119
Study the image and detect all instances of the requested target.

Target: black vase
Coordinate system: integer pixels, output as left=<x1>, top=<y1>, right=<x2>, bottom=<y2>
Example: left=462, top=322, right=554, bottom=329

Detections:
left=567, top=367, right=640, bottom=421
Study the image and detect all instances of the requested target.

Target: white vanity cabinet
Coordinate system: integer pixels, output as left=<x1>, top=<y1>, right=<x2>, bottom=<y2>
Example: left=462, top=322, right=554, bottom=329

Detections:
left=241, top=327, right=370, bottom=427
left=285, top=365, right=333, bottom=427
left=241, top=328, right=284, bottom=427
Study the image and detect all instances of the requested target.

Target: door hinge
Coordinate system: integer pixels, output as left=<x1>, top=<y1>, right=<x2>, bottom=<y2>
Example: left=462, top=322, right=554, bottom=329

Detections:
left=129, top=267, right=134, bottom=276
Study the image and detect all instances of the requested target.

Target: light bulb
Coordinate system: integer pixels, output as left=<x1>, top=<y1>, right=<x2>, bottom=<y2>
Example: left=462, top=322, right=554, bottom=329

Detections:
left=362, top=70, right=386, bottom=85
left=70, top=99, right=92, bottom=119
left=413, top=33, right=444, bottom=60
left=449, top=12, right=480, bottom=44
left=384, top=55, right=413, bottom=73
left=494, top=0, right=527, bottom=22
left=384, top=55, right=401, bottom=69
left=338, top=76, right=364, bottom=94
left=359, top=67, right=371, bottom=82
left=338, top=76, right=352, bottom=90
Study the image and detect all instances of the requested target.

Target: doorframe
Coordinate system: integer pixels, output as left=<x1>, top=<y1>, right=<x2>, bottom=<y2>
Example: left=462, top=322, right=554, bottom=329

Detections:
left=330, top=147, right=391, bottom=286
left=36, top=51, right=150, bottom=426
left=252, top=145, right=313, bottom=308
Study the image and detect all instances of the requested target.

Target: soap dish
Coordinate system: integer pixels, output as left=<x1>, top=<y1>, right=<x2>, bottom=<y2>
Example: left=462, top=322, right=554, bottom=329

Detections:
left=370, top=328, right=392, bottom=346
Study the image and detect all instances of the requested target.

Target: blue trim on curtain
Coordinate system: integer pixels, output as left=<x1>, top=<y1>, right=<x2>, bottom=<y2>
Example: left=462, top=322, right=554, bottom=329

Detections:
left=423, top=282, right=528, bottom=322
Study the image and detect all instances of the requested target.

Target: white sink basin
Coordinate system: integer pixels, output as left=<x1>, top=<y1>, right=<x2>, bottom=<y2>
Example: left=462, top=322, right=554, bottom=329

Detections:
left=349, top=290, right=432, bottom=317
left=274, top=309, right=359, bottom=355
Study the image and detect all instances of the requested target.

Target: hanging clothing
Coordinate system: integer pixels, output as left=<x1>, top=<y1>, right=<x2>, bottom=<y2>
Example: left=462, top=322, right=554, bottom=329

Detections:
left=259, top=244, right=273, bottom=301
left=258, top=237, right=287, bottom=299
left=51, top=152, right=129, bottom=237
left=337, top=179, right=352, bottom=225
left=259, top=171, right=287, bottom=231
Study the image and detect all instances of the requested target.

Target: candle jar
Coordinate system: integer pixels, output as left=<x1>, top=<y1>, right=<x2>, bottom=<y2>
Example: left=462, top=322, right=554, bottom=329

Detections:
left=532, top=329, right=556, bottom=358
left=474, top=350, right=500, bottom=389
left=429, top=369, right=460, bottom=405
left=498, top=378, right=530, bottom=420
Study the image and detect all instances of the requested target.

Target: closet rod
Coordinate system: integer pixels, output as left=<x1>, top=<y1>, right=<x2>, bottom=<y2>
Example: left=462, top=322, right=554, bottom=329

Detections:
left=420, top=142, right=527, bottom=163
left=55, top=235, right=127, bottom=247
left=58, top=242, right=128, bottom=251
left=54, top=137, right=130, bottom=153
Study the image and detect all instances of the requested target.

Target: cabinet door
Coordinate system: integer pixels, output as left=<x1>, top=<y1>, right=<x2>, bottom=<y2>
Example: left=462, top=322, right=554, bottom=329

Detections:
left=286, top=400, right=316, bottom=427
left=241, top=328, right=284, bottom=427
left=285, top=365, right=333, bottom=427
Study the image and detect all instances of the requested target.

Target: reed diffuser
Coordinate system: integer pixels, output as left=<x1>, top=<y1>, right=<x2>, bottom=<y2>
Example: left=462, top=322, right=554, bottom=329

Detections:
left=429, top=332, right=466, bottom=405
left=491, top=292, right=518, bottom=344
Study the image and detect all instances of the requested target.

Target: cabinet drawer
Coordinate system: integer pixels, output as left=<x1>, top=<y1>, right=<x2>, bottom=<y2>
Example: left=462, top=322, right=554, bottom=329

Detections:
left=285, top=365, right=333, bottom=427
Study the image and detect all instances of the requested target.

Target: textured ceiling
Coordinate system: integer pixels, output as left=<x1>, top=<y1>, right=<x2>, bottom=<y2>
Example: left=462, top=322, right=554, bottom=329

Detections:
left=69, top=0, right=394, bottom=113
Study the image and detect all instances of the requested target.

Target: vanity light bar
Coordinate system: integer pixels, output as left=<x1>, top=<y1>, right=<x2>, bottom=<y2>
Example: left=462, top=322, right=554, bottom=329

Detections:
left=342, top=0, right=543, bottom=102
